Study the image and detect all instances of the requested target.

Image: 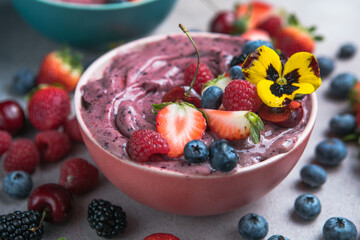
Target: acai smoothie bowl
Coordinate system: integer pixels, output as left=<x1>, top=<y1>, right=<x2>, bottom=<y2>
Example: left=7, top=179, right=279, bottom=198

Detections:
left=74, top=30, right=320, bottom=216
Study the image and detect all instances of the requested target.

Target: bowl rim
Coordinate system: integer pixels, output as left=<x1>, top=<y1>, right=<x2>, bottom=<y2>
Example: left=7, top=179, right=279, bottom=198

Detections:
left=74, top=32, right=318, bottom=179
left=32, top=0, right=166, bottom=10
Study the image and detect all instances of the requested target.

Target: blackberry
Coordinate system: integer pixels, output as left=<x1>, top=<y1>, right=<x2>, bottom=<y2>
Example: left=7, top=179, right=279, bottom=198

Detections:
left=87, top=199, right=127, bottom=239
left=230, top=53, right=247, bottom=67
left=0, top=210, right=44, bottom=240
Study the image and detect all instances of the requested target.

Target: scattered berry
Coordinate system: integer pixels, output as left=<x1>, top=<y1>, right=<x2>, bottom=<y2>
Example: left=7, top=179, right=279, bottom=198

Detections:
left=323, top=217, right=358, bottom=240
left=0, top=100, right=26, bottom=134
left=144, top=233, right=180, bottom=240
left=162, top=86, right=201, bottom=108
left=256, top=14, right=284, bottom=37
left=3, top=171, right=33, bottom=199
left=238, top=213, right=269, bottom=240
left=242, top=40, right=273, bottom=56
left=209, top=10, right=236, bottom=34
left=35, top=130, right=71, bottom=162
left=28, top=183, right=73, bottom=223
left=230, top=53, right=248, bottom=67
left=235, top=1, right=273, bottom=30
left=337, top=43, right=357, bottom=59
left=12, top=69, right=36, bottom=95
left=229, top=65, right=244, bottom=79
left=329, top=113, right=356, bottom=137
left=3, top=139, right=40, bottom=174
left=201, top=86, right=223, bottom=109
left=88, top=199, right=127, bottom=239
left=126, top=129, right=170, bottom=162
left=315, top=138, right=347, bottom=166
left=63, top=116, right=84, bottom=142
left=59, top=158, right=99, bottom=194
left=184, top=140, right=209, bottom=164
left=0, top=210, right=44, bottom=240
left=209, top=140, right=239, bottom=172
left=28, top=86, right=71, bottom=131
left=241, top=29, right=272, bottom=42
left=329, top=73, right=357, bottom=100
left=300, top=164, right=327, bottom=188
left=0, top=130, right=12, bottom=157
left=222, top=80, right=262, bottom=112
left=294, top=193, right=321, bottom=220
left=184, top=62, right=214, bottom=94
left=267, top=235, right=289, bottom=240
left=317, top=56, right=335, bottom=78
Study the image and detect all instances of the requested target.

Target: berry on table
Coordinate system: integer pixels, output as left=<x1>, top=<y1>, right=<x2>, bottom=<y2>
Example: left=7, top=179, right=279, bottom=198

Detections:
left=63, top=116, right=84, bottom=142
left=315, top=138, right=347, bottom=166
left=3, top=171, right=33, bottom=199
left=209, top=10, right=236, bottom=34
left=300, top=164, right=327, bottom=188
left=323, top=217, right=357, bottom=240
left=12, top=69, right=36, bottom=95
left=337, top=43, right=357, bottom=59
left=329, top=113, right=356, bottom=137
left=184, top=140, right=209, bottom=164
left=267, top=235, right=289, bottom=240
left=88, top=199, right=127, bottom=239
left=3, top=139, right=40, bottom=174
left=238, top=213, right=269, bottom=240
left=329, top=73, right=357, bottom=100
left=209, top=140, right=239, bottom=172
left=317, top=56, right=335, bottom=78
left=59, top=158, right=99, bottom=194
left=0, top=130, right=12, bottom=157
left=201, top=86, right=223, bottom=110
left=0, top=100, right=26, bottom=134
left=184, top=62, right=214, bottom=94
left=294, top=193, right=321, bottom=220
left=242, top=40, right=273, bottom=56
left=35, top=130, right=71, bottom=162
left=144, top=233, right=180, bottom=240
left=256, top=14, right=284, bottom=37
left=229, top=65, right=244, bottom=80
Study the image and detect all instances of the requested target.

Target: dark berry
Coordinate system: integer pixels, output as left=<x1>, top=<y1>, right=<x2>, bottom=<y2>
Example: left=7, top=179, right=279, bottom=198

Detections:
left=35, top=130, right=72, bottom=162
left=88, top=199, right=127, bottom=239
left=201, top=86, right=223, bottom=109
left=184, top=140, right=209, bottom=164
left=300, top=164, right=327, bottom=188
left=329, top=73, right=357, bottom=100
left=337, top=43, right=357, bottom=59
left=12, top=69, right=36, bottom=95
left=274, top=101, right=304, bottom=128
left=0, top=100, right=26, bottom=134
left=317, top=56, right=335, bottom=78
left=162, top=86, right=201, bottom=108
left=238, top=213, right=269, bottom=240
left=229, top=65, right=244, bottom=80
left=0, top=130, right=12, bottom=157
left=315, top=138, right=347, bottom=166
left=294, top=193, right=321, bottom=220
left=323, top=217, right=357, bottom=240
left=209, top=140, right=239, bottom=172
left=267, top=235, right=289, bottom=240
left=3, top=171, right=33, bottom=199
left=329, top=113, right=356, bottom=136
left=210, top=10, right=236, bottom=34
left=230, top=53, right=248, bottom=67
left=242, top=40, right=273, bottom=56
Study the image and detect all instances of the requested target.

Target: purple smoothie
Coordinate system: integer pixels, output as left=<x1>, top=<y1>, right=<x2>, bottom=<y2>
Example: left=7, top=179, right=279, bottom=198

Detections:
left=80, top=34, right=312, bottom=176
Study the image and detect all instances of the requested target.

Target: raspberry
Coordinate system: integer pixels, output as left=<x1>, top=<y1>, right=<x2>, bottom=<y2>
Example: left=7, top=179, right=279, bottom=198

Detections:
left=3, top=139, right=40, bottom=173
left=63, top=116, right=83, bottom=142
left=222, top=80, right=262, bottom=112
left=0, top=130, right=12, bottom=157
left=126, top=129, right=170, bottom=162
left=35, top=130, right=71, bottom=162
left=184, top=62, right=214, bottom=94
left=59, top=158, right=99, bottom=194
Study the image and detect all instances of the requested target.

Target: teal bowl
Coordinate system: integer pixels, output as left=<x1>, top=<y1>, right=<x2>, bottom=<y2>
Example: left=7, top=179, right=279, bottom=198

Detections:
left=10, top=0, right=177, bottom=49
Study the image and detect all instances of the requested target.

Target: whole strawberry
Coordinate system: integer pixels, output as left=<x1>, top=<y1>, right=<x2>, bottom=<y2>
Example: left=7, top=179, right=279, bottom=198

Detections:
left=37, top=48, right=83, bottom=92
left=59, top=158, right=99, bottom=194
left=28, top=86, right=70, bottom=131
left=256, top=14, right=284, bottom=37
left=184, top=62, right=214, bottom=94
left=35, top=130, right=71, bottom=162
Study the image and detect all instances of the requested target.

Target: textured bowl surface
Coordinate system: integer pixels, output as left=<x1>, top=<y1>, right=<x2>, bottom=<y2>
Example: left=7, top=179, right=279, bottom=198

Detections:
left=74, top=33, right=318, bottom=216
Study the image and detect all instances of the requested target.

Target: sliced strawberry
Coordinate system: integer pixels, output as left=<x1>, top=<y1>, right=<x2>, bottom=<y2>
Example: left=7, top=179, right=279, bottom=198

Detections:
left=235, top=1, right=273, bottom=30
left=144, top=233, right=180, bottom=240
left=155, top=103, right=207, bottom=158
left=201, top=109, right=264, bottom=143
left=241, top=29, right=272, bottom=42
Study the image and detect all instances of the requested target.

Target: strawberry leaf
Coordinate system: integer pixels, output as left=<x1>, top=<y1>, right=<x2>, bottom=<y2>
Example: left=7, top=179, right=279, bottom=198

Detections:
left=313, top=35, right=324, bottom=41
left=287, top=14, right=299, bottom=26
left=245, top=112, right=264, bottom=144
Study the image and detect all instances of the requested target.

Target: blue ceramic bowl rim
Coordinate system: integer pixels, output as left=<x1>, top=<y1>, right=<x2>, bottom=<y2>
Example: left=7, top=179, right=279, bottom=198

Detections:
left=33, top=0, right=163, bottom=11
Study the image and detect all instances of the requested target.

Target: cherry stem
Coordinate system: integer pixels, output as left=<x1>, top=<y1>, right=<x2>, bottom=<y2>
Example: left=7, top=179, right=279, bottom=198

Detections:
left=30, top=208, right=48, bottom=232
left=179, top=24, right=200, bottom=98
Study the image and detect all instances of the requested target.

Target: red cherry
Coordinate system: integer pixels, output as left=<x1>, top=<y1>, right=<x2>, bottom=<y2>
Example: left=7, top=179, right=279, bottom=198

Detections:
left=162, top=86, right=201, bottom=108
left=28, top=183, right=73, bottom=223
left=275, top=101, right=304, bottom=128
left=0, top=100, right=25, bottom=134
left=210, top=10, right=236, bottom=34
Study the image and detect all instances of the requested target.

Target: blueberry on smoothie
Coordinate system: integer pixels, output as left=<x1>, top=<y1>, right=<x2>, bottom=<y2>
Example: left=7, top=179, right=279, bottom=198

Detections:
left=230, top=53, right=248, bottom=67
left=267, top=235, right=289, bottom=240
left=242, top=40, right=274, bottom=56
left=329, top=113, right=356, bottom=137
left=294, top=193, right=321, bottom=220
left=337, top=43, right=357, bottom=59
left=315, top=138, right=347, bottom=166
left=229, top=65, right=244, bottom=80
left=300, top=164, right=327, bottom=188
left=317, top=56, right=335, bottom=78
left=184, top=140, right=209, bottom=164
left=238, top=213, right=269, bottom=240
left=209, top=140, right=239, bottom=172
left=323, top=217, right=358, bottom=240
left=329, top=73, right=357, bottom=100
left=201, top=86, right=223, bottom=110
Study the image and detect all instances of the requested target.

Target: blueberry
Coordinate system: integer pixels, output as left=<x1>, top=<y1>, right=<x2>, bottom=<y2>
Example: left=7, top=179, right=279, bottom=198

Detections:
left=329, top=73, right=357, bottom=100
left=294, top=193, right=321, bottom=220
left=12, top=69, right=36, bottom=95
left=184, top=140, right=209, bottom=164
left=267, top=235, right=289, bottom=240
left=300, top=164, right=327, bottom=188
left=3, top=171, right=33, bottom=199
left=323, top=217, right=357, bottom=240
left=329, top=113, right=356, bottom=136
left=201, top=86, right=223, bottom=109
left=230, top=53, right=248, bottom=67
left=238, top=213, right=269, bottom=240
left=337, top=43, right=357, bottom=59
left=209, top=140, right=239, bottom=172
left=317, top=56, right=335, bottom=78
left=242, top=40, right=274, bottom=56
left=315, top=138, right=347, bottom=166
left=229, top=65, right=244, bottom=80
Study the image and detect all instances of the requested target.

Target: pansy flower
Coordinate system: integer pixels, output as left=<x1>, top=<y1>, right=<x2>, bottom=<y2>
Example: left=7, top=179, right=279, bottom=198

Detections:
left=242, top=46, right=321, bottom=108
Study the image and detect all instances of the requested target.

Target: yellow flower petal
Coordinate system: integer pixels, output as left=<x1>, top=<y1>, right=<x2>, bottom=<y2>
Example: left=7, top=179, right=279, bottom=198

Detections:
left=292, top=82, right=316, bottom=95
left=257, top=80, right=294, bottom=107
left=242, top=46, right=283, bottom=86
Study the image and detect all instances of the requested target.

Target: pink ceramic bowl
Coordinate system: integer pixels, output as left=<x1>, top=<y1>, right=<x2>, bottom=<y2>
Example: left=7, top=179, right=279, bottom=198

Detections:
left=74, top=33, right=318, bottom=216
